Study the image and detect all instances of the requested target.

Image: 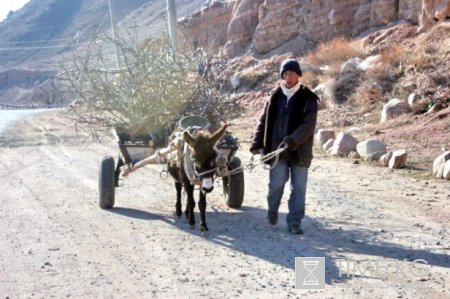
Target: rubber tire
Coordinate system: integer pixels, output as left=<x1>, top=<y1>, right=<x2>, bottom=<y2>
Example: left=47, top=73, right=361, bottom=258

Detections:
left=223, top=156, right=244, bottom=208
left=99, top=156, right=115, bottom=209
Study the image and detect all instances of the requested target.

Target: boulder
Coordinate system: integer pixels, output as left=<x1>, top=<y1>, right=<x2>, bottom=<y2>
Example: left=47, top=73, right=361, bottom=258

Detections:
left=366, top=152, right=386, bottom=162
left=357, top=55, right=380, bottom=71
left=330, top=132, right=358, bottom=157
left=323, top=139, right=335, bottom=152
left=379, top=151, right=393, bottom=167
left=346, top=127, right=361, bottom=134
left=388, top=150, right=408, bottom=169
left=341, top=58, right=362, bottom=74
left=313, top=80, right=336, bottom=105
left=316, top=129, right=336, bottom=147
left=401, top=82, right=417, bottom=93
left=356, top=139, right=387, bottom=161
left=433, top=151, right=450, bottom=178
left=407, top=93, right=419, bottom=107
left=444, top=160, right=450, bottom=180
left=381, top=98, right=411, bottom=122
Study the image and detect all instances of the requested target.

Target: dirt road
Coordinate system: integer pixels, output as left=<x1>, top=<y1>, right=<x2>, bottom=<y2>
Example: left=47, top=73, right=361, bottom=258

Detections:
left=0, top=111, right=449, bottom=298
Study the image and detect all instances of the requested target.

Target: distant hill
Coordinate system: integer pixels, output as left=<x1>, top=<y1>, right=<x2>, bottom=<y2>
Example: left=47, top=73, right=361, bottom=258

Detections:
left=0, top=0, right=206, bottom=104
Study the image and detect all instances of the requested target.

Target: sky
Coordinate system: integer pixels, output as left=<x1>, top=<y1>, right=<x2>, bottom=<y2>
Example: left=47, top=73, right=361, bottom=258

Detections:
left=0, top=0, right=30, bottom=22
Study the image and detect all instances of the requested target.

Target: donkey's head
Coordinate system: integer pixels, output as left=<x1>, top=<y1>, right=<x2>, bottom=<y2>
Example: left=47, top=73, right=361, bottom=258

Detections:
left=183, top=124, right=228, bottom=193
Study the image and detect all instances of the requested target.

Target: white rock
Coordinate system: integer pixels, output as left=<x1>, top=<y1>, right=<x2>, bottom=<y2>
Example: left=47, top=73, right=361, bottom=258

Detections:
left=316, top=129, right=336, bottom=147
left=407, top=93, right=418, bottom=107
left=444, top=160, right=450, bottom=180
left=341, top=58, right=362, bottom=74
left=401, top=82, right=417, bottom=93
left=366, top=152, right=386, bottom=161
left=346, top=127, right=361, bottom=134
left=323, top=139, right=335, bottom=152
left=388, top=150, right=408, bottom=169
left=356, top=139, right=387, bottom=161
left=379, top=151, right=393, bottom=167
left=230, top=75, right=240, bottom=90
left=357, top=55, right=380, bottom=71
left=381, top=98, right=411, bottom=122
left=313, top=80, right=336, bottom=104
left=330, top=132, right=358, bottom=157
left=433, top=151, right=450, bottom=178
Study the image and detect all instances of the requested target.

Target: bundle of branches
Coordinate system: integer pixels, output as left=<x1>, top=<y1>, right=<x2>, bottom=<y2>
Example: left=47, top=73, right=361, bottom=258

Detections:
left=60, top=28, right=230, bottom=140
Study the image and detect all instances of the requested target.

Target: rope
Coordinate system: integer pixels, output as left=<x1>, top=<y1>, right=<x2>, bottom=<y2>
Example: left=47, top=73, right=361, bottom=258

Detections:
left=195, top=167, right=218, bottom=178
left=217, top=142, right=288, bottom=177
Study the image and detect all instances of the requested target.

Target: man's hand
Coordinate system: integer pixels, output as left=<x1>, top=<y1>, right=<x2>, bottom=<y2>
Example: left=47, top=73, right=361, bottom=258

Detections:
left=282, top=136, right=297, bottom=151
left=250, top=147, right=262, bottom=155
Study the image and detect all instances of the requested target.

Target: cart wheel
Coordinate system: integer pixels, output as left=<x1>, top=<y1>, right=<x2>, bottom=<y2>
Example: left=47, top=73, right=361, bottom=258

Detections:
left=99, top=156, right=115, bottom=209
left=223, top=156, right=244, bottom=208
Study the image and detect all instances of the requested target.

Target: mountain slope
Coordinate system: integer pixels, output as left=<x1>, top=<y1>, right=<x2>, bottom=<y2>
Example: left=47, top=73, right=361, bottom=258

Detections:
left=0, top=0, right=207, bottom=104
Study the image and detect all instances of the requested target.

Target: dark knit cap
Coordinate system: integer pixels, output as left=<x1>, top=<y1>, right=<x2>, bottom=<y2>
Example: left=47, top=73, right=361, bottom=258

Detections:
left=280, top=59, right=302, bottom=78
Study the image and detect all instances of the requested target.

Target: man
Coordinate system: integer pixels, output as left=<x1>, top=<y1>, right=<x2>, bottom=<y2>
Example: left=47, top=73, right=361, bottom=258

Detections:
left=250, top=58, right=319, bottom=234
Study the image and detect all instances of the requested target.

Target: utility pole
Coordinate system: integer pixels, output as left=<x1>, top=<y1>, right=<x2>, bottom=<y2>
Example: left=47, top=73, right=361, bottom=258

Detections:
left=108, top=0, right=120, bottom=69
left=166, top=0, right=179, bottom=52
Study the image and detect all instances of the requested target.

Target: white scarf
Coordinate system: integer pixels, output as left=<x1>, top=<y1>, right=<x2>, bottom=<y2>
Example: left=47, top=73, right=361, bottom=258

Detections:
left=281, top=81, right=301, bottom=104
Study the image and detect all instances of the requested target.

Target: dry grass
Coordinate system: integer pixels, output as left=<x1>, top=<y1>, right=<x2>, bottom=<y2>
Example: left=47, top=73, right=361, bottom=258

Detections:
left=300, top=71, right=319, bottom=89
left=233, top=67, right=269, bottom=89
left=350, top=81, right=381, bottom=114
left=406, top=51, right=433, bottom=71
left=302, top=38, right=364, bottom=105
left=377, top=45, right=405, bottom=67
left=305, top=37, right=363, bottom=66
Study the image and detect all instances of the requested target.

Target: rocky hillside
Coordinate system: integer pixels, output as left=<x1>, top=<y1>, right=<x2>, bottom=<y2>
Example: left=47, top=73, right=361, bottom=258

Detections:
left=1, top=0, right=449, bottom=106
left=180, top=0, right=450, bottom=56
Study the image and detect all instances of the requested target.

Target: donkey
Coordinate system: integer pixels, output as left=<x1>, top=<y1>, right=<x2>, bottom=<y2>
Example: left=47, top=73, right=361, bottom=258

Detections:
left=168, top=124, right=228, bottom=232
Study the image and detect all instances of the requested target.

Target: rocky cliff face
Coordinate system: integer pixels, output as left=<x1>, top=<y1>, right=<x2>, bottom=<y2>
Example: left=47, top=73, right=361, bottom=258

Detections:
left=179, top=1, right=234, bottom=50
left=182, top=0, right=450, bottom=56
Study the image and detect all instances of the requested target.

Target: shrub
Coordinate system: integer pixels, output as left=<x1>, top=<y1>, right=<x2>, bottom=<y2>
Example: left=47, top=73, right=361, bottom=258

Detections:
left=232, top=67, right=268, bottom=90
left=305, top=37, right=363, bottom=66
left=61, top=30, right=230, bottom=139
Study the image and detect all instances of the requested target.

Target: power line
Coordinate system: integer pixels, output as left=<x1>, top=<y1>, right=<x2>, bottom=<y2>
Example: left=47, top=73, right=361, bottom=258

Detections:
left=0, top=42, right=91, bottom=51
left=0, top=38, right=73, bottom=45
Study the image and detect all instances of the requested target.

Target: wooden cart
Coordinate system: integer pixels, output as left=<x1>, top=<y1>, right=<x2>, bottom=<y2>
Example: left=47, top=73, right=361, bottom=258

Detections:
left=98, top=116, right=245, bottom=209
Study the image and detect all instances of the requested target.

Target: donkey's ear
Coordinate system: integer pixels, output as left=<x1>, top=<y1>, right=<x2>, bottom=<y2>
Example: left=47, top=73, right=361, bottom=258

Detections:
left=183, top=130, right=196, bottom=147
left=210, top=124, right=228, bottom=145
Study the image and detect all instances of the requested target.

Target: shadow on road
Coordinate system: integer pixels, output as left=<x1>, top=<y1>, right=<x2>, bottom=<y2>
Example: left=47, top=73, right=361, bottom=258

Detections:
left=105, top=205, right=449, bottom=284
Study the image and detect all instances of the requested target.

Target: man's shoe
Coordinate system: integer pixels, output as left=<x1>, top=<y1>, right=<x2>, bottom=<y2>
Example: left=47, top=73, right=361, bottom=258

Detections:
left=288, top=223, right=303, bottom=235
left=267, top=212, right=278, bottom=225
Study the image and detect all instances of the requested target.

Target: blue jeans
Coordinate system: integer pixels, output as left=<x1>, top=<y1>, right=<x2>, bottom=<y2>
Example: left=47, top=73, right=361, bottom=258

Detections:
left=267, top=160, right=308, bottom=225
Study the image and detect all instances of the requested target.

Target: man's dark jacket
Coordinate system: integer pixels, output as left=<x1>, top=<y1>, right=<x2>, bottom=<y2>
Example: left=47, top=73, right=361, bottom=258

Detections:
left=250, top=85, right=319, bottom=167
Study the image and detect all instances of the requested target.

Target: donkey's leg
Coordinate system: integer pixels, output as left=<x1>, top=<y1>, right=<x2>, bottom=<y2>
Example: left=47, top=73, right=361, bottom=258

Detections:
left=184, top=183, right=196, bottom=228
left=168, top=165, right=183, bottom=218
left=199, top=191, right=208, bottom=232
left=175, top=181, right=182, bottom=217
